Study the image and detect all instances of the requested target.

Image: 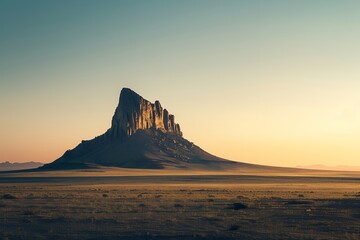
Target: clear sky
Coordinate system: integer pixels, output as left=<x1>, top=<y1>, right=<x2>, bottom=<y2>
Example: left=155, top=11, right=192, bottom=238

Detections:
left=1, top=0, right=360, bottom=167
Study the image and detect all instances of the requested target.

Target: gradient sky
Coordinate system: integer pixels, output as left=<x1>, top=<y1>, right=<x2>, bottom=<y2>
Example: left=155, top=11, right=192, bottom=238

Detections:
left=1, top=0, right=360, bottom=167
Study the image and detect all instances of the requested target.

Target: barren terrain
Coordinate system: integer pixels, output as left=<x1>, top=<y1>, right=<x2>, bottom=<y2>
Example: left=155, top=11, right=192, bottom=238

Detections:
left=0, top=170, right=359, bottom=240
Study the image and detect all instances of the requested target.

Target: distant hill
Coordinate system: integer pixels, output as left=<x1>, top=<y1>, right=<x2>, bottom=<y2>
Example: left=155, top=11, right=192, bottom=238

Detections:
left=0, top=161, right=43, bottom=171
left=296, top=165, right=360, bottom=171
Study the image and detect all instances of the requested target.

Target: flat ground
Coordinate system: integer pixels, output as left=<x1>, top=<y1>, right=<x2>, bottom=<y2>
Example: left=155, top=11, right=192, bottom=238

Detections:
left=0, top=170, right=359, bottom=240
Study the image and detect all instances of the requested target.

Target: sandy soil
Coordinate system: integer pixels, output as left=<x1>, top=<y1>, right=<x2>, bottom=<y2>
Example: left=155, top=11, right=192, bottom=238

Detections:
left=0, top=170, right=359, bottom=239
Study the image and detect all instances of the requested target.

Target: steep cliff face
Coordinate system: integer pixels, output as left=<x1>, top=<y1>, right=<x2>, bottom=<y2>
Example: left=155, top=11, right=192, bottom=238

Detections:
left=109, top=88, right=182, bottom=138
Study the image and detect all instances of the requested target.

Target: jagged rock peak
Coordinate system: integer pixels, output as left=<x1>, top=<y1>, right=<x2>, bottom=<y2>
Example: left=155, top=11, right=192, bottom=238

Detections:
left=109, top=88, right=182, bottom=137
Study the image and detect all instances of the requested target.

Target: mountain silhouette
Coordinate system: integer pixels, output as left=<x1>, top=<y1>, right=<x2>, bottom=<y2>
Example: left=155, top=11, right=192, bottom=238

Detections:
left=42, top=88, right=250, bottom=170
left=0, top=161, right=44, bottom=172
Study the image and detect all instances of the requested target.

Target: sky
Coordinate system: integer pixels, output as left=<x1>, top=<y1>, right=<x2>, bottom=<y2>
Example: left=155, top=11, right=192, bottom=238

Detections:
left=1, top=0, right=360, bottom=167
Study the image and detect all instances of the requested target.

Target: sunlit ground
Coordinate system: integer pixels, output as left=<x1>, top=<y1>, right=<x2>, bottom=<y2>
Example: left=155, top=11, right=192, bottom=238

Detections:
left=0, top=170, right=359, bottom=240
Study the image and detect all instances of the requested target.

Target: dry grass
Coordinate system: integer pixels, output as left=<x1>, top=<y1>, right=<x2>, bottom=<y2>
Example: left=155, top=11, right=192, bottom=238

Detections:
left=0, top=174, right=359, bottom=239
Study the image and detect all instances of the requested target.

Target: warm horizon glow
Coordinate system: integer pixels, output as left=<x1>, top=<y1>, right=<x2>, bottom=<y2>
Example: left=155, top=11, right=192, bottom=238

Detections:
left=1, top=1, right=360, bottom=167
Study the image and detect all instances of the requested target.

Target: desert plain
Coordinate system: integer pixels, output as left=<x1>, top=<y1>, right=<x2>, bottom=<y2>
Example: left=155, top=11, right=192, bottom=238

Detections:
left=0, top=169, right=359, bottom=240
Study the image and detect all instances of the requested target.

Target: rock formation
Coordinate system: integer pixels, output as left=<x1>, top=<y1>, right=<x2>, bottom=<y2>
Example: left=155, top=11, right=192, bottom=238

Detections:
left=108, top=88, right=182, bottom=138
left=42, top=88, right=244, bottom=170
